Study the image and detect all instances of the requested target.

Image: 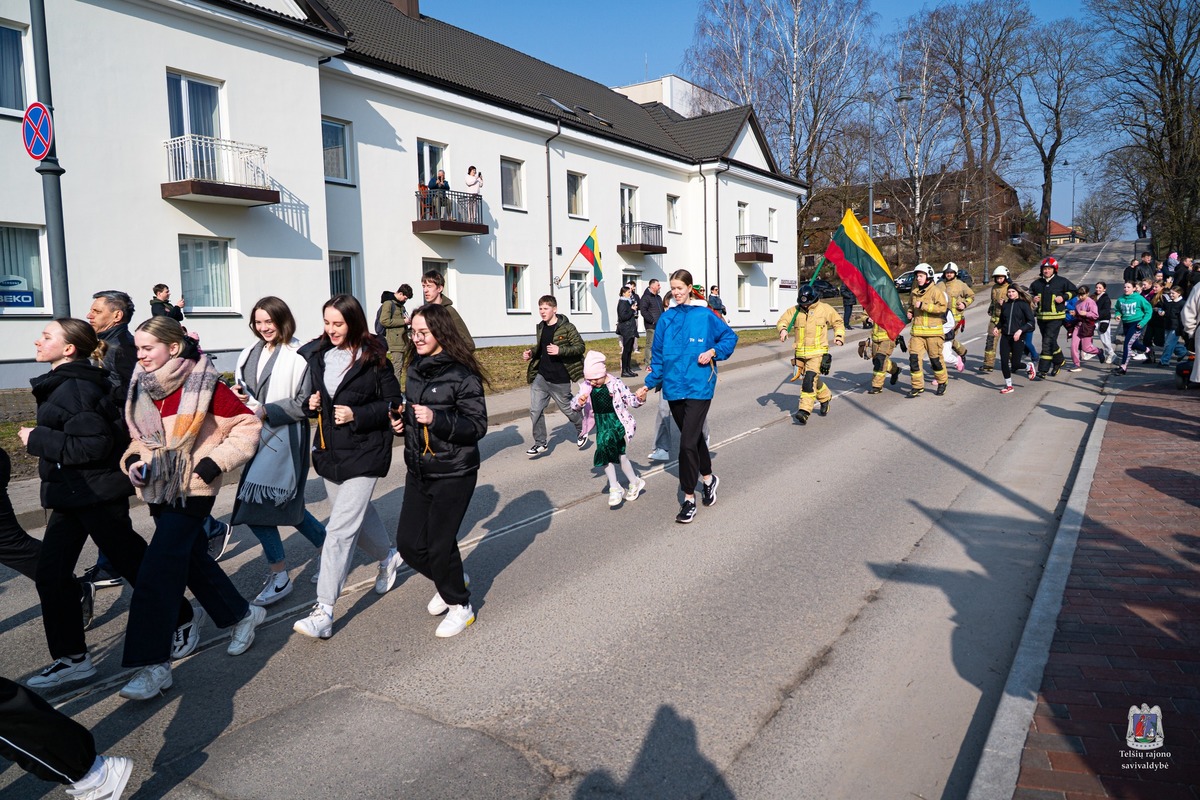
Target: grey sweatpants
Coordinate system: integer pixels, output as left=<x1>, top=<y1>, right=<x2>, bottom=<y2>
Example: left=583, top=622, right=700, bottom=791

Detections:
left=529, top=374, right=582, bottom=446
left=316, top=476, right=392, bottom=608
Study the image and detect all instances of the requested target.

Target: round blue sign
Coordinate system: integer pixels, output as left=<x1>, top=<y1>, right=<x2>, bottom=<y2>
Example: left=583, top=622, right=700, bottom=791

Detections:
left=23, top=102, right=53, bottom=161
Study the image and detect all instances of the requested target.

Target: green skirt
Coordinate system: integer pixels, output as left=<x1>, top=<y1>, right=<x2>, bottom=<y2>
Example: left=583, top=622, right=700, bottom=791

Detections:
left=590, top=385, right=626, bottom=466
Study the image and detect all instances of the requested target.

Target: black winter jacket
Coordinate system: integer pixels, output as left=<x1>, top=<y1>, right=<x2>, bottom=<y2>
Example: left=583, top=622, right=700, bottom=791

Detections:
left=97, top=323, right=136, bottom=404
left=640, top=289, right=664, bottom=326
left=300, top=339, right=401, bottom=482
left=616, top=298, right=638, bottom=338
left=26, top=361, right=132, bottom=510
left=402, top=352, right=487, bottom=481
left=1160, top=297, right=1185, bottom=335
left=1029, top=274, right=1077, bottom=318
left=998, top=298, right=1036, bottom=338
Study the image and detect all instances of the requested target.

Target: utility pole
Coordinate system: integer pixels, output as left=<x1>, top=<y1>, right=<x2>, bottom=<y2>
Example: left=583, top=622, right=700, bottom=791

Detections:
left=29, top=0, right=70, bottom=316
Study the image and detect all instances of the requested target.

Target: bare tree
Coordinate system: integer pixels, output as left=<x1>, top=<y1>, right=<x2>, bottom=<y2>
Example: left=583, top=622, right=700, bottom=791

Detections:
left=1075, top=192, right=1125, bottom=242
left=685, top=0, right=768, bottom=114
left=1101, top=146, right=1160, bottom=236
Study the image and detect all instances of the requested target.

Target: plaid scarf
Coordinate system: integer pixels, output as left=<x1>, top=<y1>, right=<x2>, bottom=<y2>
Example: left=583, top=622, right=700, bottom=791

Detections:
left=126, top=354, right=218, bottom=504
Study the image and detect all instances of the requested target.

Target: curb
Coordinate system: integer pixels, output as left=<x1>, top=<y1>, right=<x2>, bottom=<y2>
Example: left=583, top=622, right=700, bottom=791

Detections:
left=965, top=390, right=1117, bottom=799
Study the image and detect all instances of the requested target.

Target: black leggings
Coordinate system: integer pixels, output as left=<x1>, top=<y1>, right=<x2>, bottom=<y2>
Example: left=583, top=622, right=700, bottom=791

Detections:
left=998, top=333, right=1024, bottom=379
left=668, top=399, right=712, bottom=497
left=621, top=336, right=636, bottom=373
left=395, top=472, right=476, bottom=608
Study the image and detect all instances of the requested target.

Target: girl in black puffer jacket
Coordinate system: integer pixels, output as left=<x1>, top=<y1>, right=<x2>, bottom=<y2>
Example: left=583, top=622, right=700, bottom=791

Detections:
left=993, top=286, right=1036, bottom=393
left=390, top=303, right=488, bottom=638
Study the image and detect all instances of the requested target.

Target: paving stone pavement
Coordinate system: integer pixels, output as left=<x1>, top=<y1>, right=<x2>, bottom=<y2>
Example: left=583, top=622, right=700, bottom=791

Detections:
left=1013, top=381, right=1200, bottom=800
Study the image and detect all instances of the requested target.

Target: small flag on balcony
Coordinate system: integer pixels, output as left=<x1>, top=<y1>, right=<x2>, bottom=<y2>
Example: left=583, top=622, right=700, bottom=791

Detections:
left=578, top=227, right=602, bottom=286
left=823, top=209, right=907, bottom=339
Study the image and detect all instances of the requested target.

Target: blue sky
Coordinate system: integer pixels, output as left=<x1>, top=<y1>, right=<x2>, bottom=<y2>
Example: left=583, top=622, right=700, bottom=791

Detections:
left=428, top=0, right=1097, bottom=230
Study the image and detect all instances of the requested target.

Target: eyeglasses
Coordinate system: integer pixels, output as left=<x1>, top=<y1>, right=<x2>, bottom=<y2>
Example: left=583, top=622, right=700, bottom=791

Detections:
left=411, top=331, right=431, bottom=341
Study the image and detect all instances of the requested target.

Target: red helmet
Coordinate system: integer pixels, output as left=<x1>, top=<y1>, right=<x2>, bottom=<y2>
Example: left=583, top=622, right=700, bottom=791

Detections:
left=1040, top=257, right=1059, bottom=272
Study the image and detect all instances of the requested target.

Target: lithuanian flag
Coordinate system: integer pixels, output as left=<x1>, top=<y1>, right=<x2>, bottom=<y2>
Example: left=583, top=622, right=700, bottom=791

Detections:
left=578, top=227, right=602, bottom=286
left=823, top=209, right=906, bottom=339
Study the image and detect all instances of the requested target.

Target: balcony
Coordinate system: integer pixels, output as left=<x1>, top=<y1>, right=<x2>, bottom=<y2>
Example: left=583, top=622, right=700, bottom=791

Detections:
left=734, top=234, right=773, bottom=263
left=161, top=135, right=281, bottom=206
left=616, top=222, right=666, bottom=255
left=412, top=189, right=489, bottom=236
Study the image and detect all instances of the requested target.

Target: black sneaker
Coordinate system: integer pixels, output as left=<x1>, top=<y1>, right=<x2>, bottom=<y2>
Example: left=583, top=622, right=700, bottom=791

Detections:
left=867, top=386, right=883, bottom=394
left=1049, top=363, right=1062, bottom=377
left=675, top=499, right=697, bottom=524
left=793, top=410, right=809, bottom=425
left=907, top=388, right=924, bottom=398
left=701, top=475, right=719, bottom=507
left=525, top=444, right=547, bottom=456
left=80, top=580, right=96, bottom=630
left=818, top=400, right=830, bottom=417
left=976, top=365, right=993, bottom=373
left=935, top=382, right=948, bottom=396
left=80, top=562, right=124, bottom=589
left=576, top=434, right=587, bottom=449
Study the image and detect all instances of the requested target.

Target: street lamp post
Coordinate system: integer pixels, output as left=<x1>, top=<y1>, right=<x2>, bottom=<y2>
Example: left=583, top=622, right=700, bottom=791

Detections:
left=864, top=89, right=911, bottom=240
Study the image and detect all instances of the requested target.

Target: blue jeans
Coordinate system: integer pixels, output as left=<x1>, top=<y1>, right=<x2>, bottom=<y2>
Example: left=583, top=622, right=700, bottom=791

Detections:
left=1160, top=330, right=1188, bottom=365
left=248, top=510, right=327, bottom=566
left=1023, top=331, right=1038, bottom=362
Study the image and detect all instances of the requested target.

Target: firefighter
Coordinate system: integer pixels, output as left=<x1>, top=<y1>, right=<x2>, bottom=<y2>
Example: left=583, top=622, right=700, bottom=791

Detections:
left=941, top=262, right=975, bottom=365
left=978, top=265, right=1012, bottom=373
left=776, top=283, right=844, bottom=424
left=1028, top=256, right=1077, bottom=379
left=906, top=263, right=951, bottom=397
left=864, top=322, right=902, bottom=394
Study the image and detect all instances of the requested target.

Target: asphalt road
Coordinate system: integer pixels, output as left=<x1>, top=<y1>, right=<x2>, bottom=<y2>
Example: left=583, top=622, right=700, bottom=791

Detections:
left=0, top=240, right=1134, bottom=799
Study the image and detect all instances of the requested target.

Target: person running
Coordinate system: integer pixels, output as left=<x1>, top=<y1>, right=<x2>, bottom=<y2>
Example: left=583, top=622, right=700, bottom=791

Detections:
left=775, top=283, right=844, bottom=423
left=523, top=294, right=585, bottom=456
left=293, top=295, right=403, bottom=640
left=571, top=351, right=645, bottom=508
left=1094, top=281, right=1116, bottom=364
left=635, top=270, right=736, bottom=524
left=940, top=262, right=975, bottom=365
left=1029, top=256, right=1077, bottom=380
left=1068, top=285, right=1101, bottom=371
left=230, top=297, right=327, bottom=607
left=389, top=303, right=488, bottom=638
left=993, top=285, right=1036, bottom=394
left=864, top=322, right=903, bottom=394
left=119, top=316, right=267, bottom=700
left=1112, top=281, right=1154, bottom=375
left=977, top=266, right=1011, bottom=373
left=905, top=263, right=951, bottom=397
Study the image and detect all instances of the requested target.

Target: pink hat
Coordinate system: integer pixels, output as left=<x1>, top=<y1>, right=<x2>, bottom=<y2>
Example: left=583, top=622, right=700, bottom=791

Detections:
left=583, top=350, right=607, bottom=380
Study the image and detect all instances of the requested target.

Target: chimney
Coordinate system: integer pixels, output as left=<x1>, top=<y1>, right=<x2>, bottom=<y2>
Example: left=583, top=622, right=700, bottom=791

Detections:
left=390, top=0, right=419, bottom=19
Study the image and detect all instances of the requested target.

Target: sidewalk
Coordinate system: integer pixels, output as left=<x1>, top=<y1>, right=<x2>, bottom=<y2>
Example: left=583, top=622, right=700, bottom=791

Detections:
left=978, top=379, right=1200, bottom=799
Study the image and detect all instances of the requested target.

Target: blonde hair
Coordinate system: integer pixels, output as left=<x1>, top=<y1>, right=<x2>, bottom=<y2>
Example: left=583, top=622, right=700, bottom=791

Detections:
left=135, top=315, right=188, bottom=351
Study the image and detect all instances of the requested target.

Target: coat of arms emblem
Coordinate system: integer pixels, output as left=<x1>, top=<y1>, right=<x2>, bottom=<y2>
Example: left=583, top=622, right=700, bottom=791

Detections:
left=1126, top=704, right=1165, bottom=750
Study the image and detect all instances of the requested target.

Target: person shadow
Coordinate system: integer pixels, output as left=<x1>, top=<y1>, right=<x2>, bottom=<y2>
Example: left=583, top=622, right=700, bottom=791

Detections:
left=463, top=487, right=552, bottom=615
left=573, top=705, right=735, bottom=799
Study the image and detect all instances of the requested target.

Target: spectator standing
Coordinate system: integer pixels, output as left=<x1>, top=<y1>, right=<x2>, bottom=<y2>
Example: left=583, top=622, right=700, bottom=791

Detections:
left=616, top=285, right=639, bottom=377
left=1174, top=256, right=1195, bottom=298
left=1094, top=282, right=1116, bottom=363
left=639, top=279, right=664, bottom=353
left=148, top=284, right=185, bottom=322
left=1136, top=252, right=1155, bottom=283
left=1123, top=258, right=1140, bottom=285
left=430, top=169, right=451, bottom=219
left=293, top=295, right=403, bottom=640
left=839, top=283, right=856, bottom=330
left=421, top=270, right=474, bottom=351
left=522, top=295, right=585, bottom=456
left=707, top=285, right=728, bottom=318
left=378, top=284, right=413, bottom=385
left=464, top=166, right=483, bottom=223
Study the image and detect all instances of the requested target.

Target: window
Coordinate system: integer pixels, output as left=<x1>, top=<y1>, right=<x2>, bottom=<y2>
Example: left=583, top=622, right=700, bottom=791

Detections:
left=769, top=277, right=779, bottom=311
left=421, top=258, right=448, bottom=282
left=178, top=236, right=232, bottom=310
left=322, top=119, right=351, bottom=182
left=666, top=195, right=680, bottom=232
left=417, top=139, right=445, bottom=188
left=620, top=185, right=637, bottom=228
left=505, top=264, right=528, bottom=311
left=501, top=158, right=524, bottom=208
left=737, top=202, right=748, bottom=235
left=737, top=274, right=748, bottom=310
left=0, top=225, right=45, bottom=310
left=328, top=252, right=355, bottom=297
left=569, top=270, right=590, bottom=313
left=567, top=172, right=586, bottom=217
left=769, top=208, right=778, bottom=241
left=167, top=72, right=221, bottom=138
left=0, top=24, right=25, bottom=112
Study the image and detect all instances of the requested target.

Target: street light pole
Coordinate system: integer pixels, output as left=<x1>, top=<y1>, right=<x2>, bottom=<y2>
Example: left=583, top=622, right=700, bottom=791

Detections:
left=868, top=102, right=875, bottom=237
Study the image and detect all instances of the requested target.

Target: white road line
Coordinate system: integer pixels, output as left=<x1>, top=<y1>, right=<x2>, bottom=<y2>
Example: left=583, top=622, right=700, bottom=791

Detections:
left=1079, top=240, right=1112, bottom=280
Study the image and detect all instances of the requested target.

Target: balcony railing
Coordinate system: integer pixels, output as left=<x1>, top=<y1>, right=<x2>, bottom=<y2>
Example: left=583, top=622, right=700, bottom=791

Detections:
left=616, top=222, right=666, bottom=255
left=734, top=234, right=773, bottom=263
left=161, top=135, right=280, bottom=206
left=412, top=189, right=489, bottom=236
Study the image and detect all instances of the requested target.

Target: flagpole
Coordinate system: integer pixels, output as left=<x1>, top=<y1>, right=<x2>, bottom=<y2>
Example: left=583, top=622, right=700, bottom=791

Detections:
left=554, top=249, right=583, bottom=287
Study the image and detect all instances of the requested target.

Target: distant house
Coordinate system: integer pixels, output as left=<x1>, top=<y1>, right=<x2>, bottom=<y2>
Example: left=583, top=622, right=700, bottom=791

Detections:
left=1046, top=220, right=1081, bottom=246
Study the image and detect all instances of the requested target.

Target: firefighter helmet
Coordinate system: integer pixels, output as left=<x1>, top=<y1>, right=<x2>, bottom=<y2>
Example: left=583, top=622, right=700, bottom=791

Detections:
left=1040, top=256, right=1059, bottom=272
left=992, top=265, right=1010, bottom=278
left=943, top=261, right=959, bottom=275
left=914, top=263, right=936, bottom=278
left=797, top=284, right=818, bottom=307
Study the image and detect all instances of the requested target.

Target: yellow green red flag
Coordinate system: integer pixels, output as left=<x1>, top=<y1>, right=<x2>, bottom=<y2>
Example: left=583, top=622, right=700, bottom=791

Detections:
left=823, top=210, right=906, bottom=339
left=578, top=227, right=602, bottom=286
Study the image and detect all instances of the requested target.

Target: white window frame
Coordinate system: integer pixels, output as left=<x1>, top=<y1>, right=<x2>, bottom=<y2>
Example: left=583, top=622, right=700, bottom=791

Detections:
left=0, top=23, right=28, bottom=117
left=327, top=251, right=362, bottom=301
left=736, top=273, right=749, bottom=310
left=421, top=258, right=452, bottom=301
left=569, top=270, right=591, bottom=314
left=566, top=171, right=587, bottom=218
left=737, top=201, right=748, bottom=236
left=178, top=235, right=236, bottom=312
left=769, top=208, right=778, bottom=241
left=501, top=157, right=525, bottom=210
left=322, top=118, right=354, bottom=184
left=666, top=194, right=680, bottom=233
left=417, top=139, right=446, bottom=188
left=505, top=264, right=529, bottom=313
left=0, top=224, right=51, bottom=315
left=769, top=276, right=779, bottom=311
left=166, top=71, right=224, bottom=139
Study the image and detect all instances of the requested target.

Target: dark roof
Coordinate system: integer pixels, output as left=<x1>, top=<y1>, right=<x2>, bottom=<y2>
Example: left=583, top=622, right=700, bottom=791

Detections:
left=202, top=0, right=349, bottom=41
left=317, top=0, right=801, bottom=185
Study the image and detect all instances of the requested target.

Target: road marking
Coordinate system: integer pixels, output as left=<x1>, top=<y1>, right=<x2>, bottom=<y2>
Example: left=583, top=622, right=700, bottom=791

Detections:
left=1078, top=240, right=1112, bottom=280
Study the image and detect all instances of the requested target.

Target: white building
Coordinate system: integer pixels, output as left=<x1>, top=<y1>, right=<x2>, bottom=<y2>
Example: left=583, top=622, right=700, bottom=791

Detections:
left=0, top=0, right=803, bottom=387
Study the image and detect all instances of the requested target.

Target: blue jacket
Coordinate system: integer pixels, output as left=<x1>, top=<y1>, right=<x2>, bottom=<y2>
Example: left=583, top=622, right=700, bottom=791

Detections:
left=644, top=302, right=737, bottom=400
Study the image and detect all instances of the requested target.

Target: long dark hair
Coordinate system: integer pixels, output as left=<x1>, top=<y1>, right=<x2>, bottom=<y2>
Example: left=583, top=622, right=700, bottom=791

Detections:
left=404, top=303, right=490, bottom=387
left=321, top=294, right=387, bottom=367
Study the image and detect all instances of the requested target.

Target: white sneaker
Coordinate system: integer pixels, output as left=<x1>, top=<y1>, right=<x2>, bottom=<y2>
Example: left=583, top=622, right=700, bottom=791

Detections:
left=608, top=487, right=624, bottom=507
left=1132, top=352, right=1147, bottom=361
left=119, top=663, right=171, bottom=700
left=171, top=606, right=207, bottom=660
left=647, top=448, right=670, bottom=462
left=435, top=603, right=475, bottom=638
left=227, top=605, right=266, bottom=656
left=625, top=477, right=646, bottom=501
left=1082, top=351, right=1097, bottom=361
left=293, top=604, right=333, bottom=639
left=252, top=571, right=293, bottom=607
left=375, top=548, right=404, bottom=595
left=427, top=573, right=470, bottom=616
left=66, top=755, right=133, bottom=800
left=27, top=654, right=97, bottom=689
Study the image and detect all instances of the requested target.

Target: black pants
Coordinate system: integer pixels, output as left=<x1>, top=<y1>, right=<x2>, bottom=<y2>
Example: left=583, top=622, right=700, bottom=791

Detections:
left=396, top=472, right=476, bottom=608
left=1037, top=319, right=1065, bottom=374
left=0, top=449, right=39, bottom=580
left=668, top=399, right=712, bottom=496
left=123, top=498, right=247, bottom=668
left=0, top=677, right=95, bottom=784
left=620, top=336, right=636, bottom=373
left=998, top=334, right=1024, bottom=379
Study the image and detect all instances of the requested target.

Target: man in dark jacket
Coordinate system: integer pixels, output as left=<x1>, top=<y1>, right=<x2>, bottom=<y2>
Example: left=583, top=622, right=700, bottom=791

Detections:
left=1029, top=257, right=1077, bottom=379
left=148, top=284, right=185, bottom=321
left=640, top=279, right=664, bottom=353
left=522, top=295, right=585, bottom=455
left=377, top=284, right=413, bottom=384
left=86, top=290, right=136, bottom=402
left=1135, top=252, right=1155, bottom=283
left=707, top=285, right=728, bottom=317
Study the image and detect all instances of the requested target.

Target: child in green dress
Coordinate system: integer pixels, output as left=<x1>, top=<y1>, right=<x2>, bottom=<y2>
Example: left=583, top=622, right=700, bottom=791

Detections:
left=572, top=351, right=645, bottom=507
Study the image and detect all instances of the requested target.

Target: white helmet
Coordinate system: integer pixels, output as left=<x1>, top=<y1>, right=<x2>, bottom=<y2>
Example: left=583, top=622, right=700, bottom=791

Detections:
left=914, top=263, right=935, bottom=277
left=992, top=265, right=1010, bottom=278
left=942, top=261, right=959, bottom=275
